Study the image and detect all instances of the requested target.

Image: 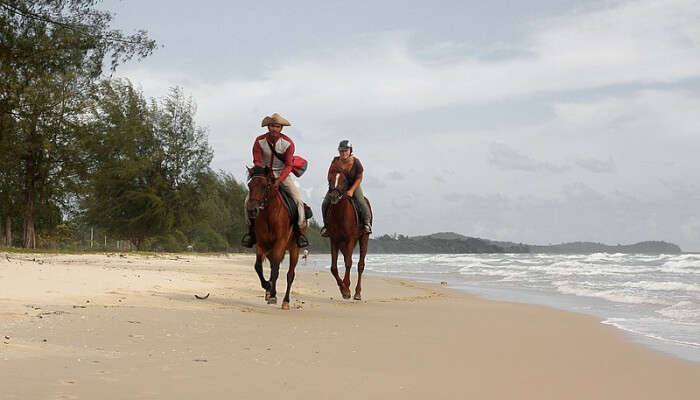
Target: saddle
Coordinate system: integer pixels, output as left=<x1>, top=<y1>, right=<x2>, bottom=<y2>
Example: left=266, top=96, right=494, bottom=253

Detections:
left=279, top=186, right=313, bottom=225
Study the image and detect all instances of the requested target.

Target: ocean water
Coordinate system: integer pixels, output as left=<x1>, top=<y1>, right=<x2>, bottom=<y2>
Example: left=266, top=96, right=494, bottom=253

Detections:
left=300, top=252, right=700, bottom=362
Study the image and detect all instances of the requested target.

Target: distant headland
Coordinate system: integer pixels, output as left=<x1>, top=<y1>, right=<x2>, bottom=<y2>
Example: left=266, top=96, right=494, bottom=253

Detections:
left=368, top=232, right=682, bottom=254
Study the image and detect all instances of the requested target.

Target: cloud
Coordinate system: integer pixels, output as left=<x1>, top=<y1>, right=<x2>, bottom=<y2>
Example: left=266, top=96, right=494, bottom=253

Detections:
left=575, top=157, right=616, bottom=173
left=442, top=192, right=464, bottom=202
left=361, top=175, right=388, bottom=189
left=386, top=170, right=406, bottom=180
left=120, top=0, right=700, bottom=126
left=391, top=196, right=413, bottom=209
left=488, top=143, right=570, bottom=173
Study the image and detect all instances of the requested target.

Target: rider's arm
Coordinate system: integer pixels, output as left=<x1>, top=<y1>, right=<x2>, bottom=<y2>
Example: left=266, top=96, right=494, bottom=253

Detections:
left=252, top=139, right=264, bottom=167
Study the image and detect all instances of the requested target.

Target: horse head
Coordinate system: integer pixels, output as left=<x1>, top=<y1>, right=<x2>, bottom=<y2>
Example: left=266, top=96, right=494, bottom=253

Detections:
left=246, top=166, right=272, bottom=219
left=327, top=171, right=349, bottom=205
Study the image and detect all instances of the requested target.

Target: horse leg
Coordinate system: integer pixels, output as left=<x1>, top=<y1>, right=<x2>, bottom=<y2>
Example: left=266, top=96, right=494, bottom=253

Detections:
left=267, top=255, right=281, bottom=305
left=355, top=235, right=368, bottom=301
left=341, top=243, right=353, bottom=299
left=330, top=241, right=348, bottom=298
left=254, top=248, right=271, bottom=301
left=282, top=245, right=299, bottom=310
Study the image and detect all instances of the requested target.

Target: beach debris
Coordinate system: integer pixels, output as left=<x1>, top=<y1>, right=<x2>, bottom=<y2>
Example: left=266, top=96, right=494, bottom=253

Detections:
left=4, top=336, right=9, bottom=340
left=42, top=339, right=47, bottom=342
left=440, top=281, right=448, bottom=286
left=194, top=293, right=210, bottom=300
left=38, top=311, right=67, bottom=317
left=72, top=305, right=86, bottom=309
left=193, top=359, right=208, bottom=362
left=127, top=320, right=141, bottom=324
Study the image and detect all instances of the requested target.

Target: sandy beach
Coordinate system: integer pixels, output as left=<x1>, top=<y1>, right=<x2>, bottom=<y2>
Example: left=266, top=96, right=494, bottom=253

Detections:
left=1, top=253, right=698, bottom=399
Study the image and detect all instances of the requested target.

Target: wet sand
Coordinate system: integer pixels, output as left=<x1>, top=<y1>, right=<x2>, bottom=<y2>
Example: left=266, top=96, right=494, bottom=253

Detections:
left=1, top=253, right=698, bottom=399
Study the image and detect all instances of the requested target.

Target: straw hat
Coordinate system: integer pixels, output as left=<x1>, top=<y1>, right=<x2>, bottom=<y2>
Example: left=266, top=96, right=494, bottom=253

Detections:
left=261, top=113, right=291, bottom=127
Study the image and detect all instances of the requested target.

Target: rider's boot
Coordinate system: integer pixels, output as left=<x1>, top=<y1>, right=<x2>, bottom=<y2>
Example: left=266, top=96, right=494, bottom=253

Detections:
left=297, top=234, right=309, bottom=248
left=362, top=223, right=372, bottom=234
left=295, top=223, right=309, bottom=248
left=241, top=219, right=256, bottom=248
left=320, top=226, right=329, bottom=237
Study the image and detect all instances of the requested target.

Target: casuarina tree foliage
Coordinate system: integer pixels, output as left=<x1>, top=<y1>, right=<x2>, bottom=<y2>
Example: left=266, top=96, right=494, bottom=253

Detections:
left=0, top=1, right=283, bottom=252
left=0, top=0, right=156, bottom=248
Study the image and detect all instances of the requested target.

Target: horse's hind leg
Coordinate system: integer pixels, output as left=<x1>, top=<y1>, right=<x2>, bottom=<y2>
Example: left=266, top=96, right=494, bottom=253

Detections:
left=330, top=241, right=350, bottom=298
left=282, top=246, right=299, bottom=310
left=254, top=249, right=271, bottom=300
left=355, top=234, right=368, bottom=301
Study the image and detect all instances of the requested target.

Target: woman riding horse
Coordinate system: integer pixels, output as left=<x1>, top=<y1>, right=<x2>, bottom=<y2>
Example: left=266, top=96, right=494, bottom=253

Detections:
left=321, top=140, right=372, bottom=300
left=320, top=140, right=372, bottom=236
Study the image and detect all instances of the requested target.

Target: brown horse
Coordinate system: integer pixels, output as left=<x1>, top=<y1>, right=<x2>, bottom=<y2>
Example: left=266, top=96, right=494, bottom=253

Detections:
left=325, top=172, right=371, bottom=300
left=246, top=166, right=304, bottom=310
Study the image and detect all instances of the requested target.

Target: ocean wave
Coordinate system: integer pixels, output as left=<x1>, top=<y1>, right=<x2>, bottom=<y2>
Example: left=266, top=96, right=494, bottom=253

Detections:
left=602, top=318, right=700, bottom=348
left=554, top=283, right=670, bottom=305
left=656, top=301, right=700, bottom=322
left=620, top=281, right=700, bottom=292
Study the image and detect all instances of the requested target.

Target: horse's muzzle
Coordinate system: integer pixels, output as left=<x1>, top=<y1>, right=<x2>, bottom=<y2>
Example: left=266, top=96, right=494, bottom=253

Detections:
left=247, top=207, right=261, bottom=219
left=329, top=190, right=344, bottom=205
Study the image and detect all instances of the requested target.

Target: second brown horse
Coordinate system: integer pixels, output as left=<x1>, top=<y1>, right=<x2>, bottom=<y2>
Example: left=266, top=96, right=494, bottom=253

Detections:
left=325, top=172, right=371, bottom=300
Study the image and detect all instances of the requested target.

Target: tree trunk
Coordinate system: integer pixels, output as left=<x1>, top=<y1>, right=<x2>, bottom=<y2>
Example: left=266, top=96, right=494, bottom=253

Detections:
left=23, top=173, right=36, bottom=249
left=131, top=237, right=143, bottom=251
left=4, top=215, right=11, bottom=247
left=23, top=214, right=35, bottom=249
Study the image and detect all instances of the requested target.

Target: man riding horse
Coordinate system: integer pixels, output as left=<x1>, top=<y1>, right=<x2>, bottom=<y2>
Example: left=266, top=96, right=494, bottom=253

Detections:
left=242, top=113, right=309, bottom=248
left=320, top=140, right=372, bottom=236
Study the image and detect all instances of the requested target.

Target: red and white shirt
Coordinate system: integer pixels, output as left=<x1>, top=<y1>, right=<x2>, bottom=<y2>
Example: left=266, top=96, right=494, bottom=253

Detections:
left=252, top=133, right=295, bottom=180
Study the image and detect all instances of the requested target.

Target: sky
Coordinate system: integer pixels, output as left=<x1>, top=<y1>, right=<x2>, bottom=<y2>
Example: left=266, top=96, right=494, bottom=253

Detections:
left=101, top=0, right=700, bottom=251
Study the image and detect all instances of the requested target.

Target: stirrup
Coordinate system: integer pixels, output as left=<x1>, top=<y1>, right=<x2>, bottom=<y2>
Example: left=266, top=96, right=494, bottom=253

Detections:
left=241, top=233, right=255, bottom=248
left=297, top=234, right=309, bottom=248
left=363, top=224, right=372, bottom=234
left=320, top=227, right=329, bottom=237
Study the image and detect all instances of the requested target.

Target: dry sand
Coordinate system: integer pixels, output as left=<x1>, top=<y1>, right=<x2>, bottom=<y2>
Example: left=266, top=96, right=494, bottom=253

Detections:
left=0, top=252, right=698, bottom=399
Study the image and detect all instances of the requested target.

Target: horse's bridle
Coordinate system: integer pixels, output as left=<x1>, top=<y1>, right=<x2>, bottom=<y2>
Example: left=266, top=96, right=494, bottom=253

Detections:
left=328, top=173, right=347, bottom=205
left=247, top=174, right=272, bottom=217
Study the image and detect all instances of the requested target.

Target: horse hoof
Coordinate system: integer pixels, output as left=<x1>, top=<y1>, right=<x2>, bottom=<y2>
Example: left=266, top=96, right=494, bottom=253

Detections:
left=342, top=293, right=351, bottom=299
left=267, top=297, right=277, bottom=304
left=281, top=302, right=290, bottom=310
left=265, top=291, right=270, bottom=301
left=354, top=294, right=361, bottom=301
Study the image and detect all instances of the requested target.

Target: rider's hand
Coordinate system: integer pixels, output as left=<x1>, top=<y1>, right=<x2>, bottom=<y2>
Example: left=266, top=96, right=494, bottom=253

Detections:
left=272, top=180, right=281, bottom=190
left=346, top=190, right=354, bottom=197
